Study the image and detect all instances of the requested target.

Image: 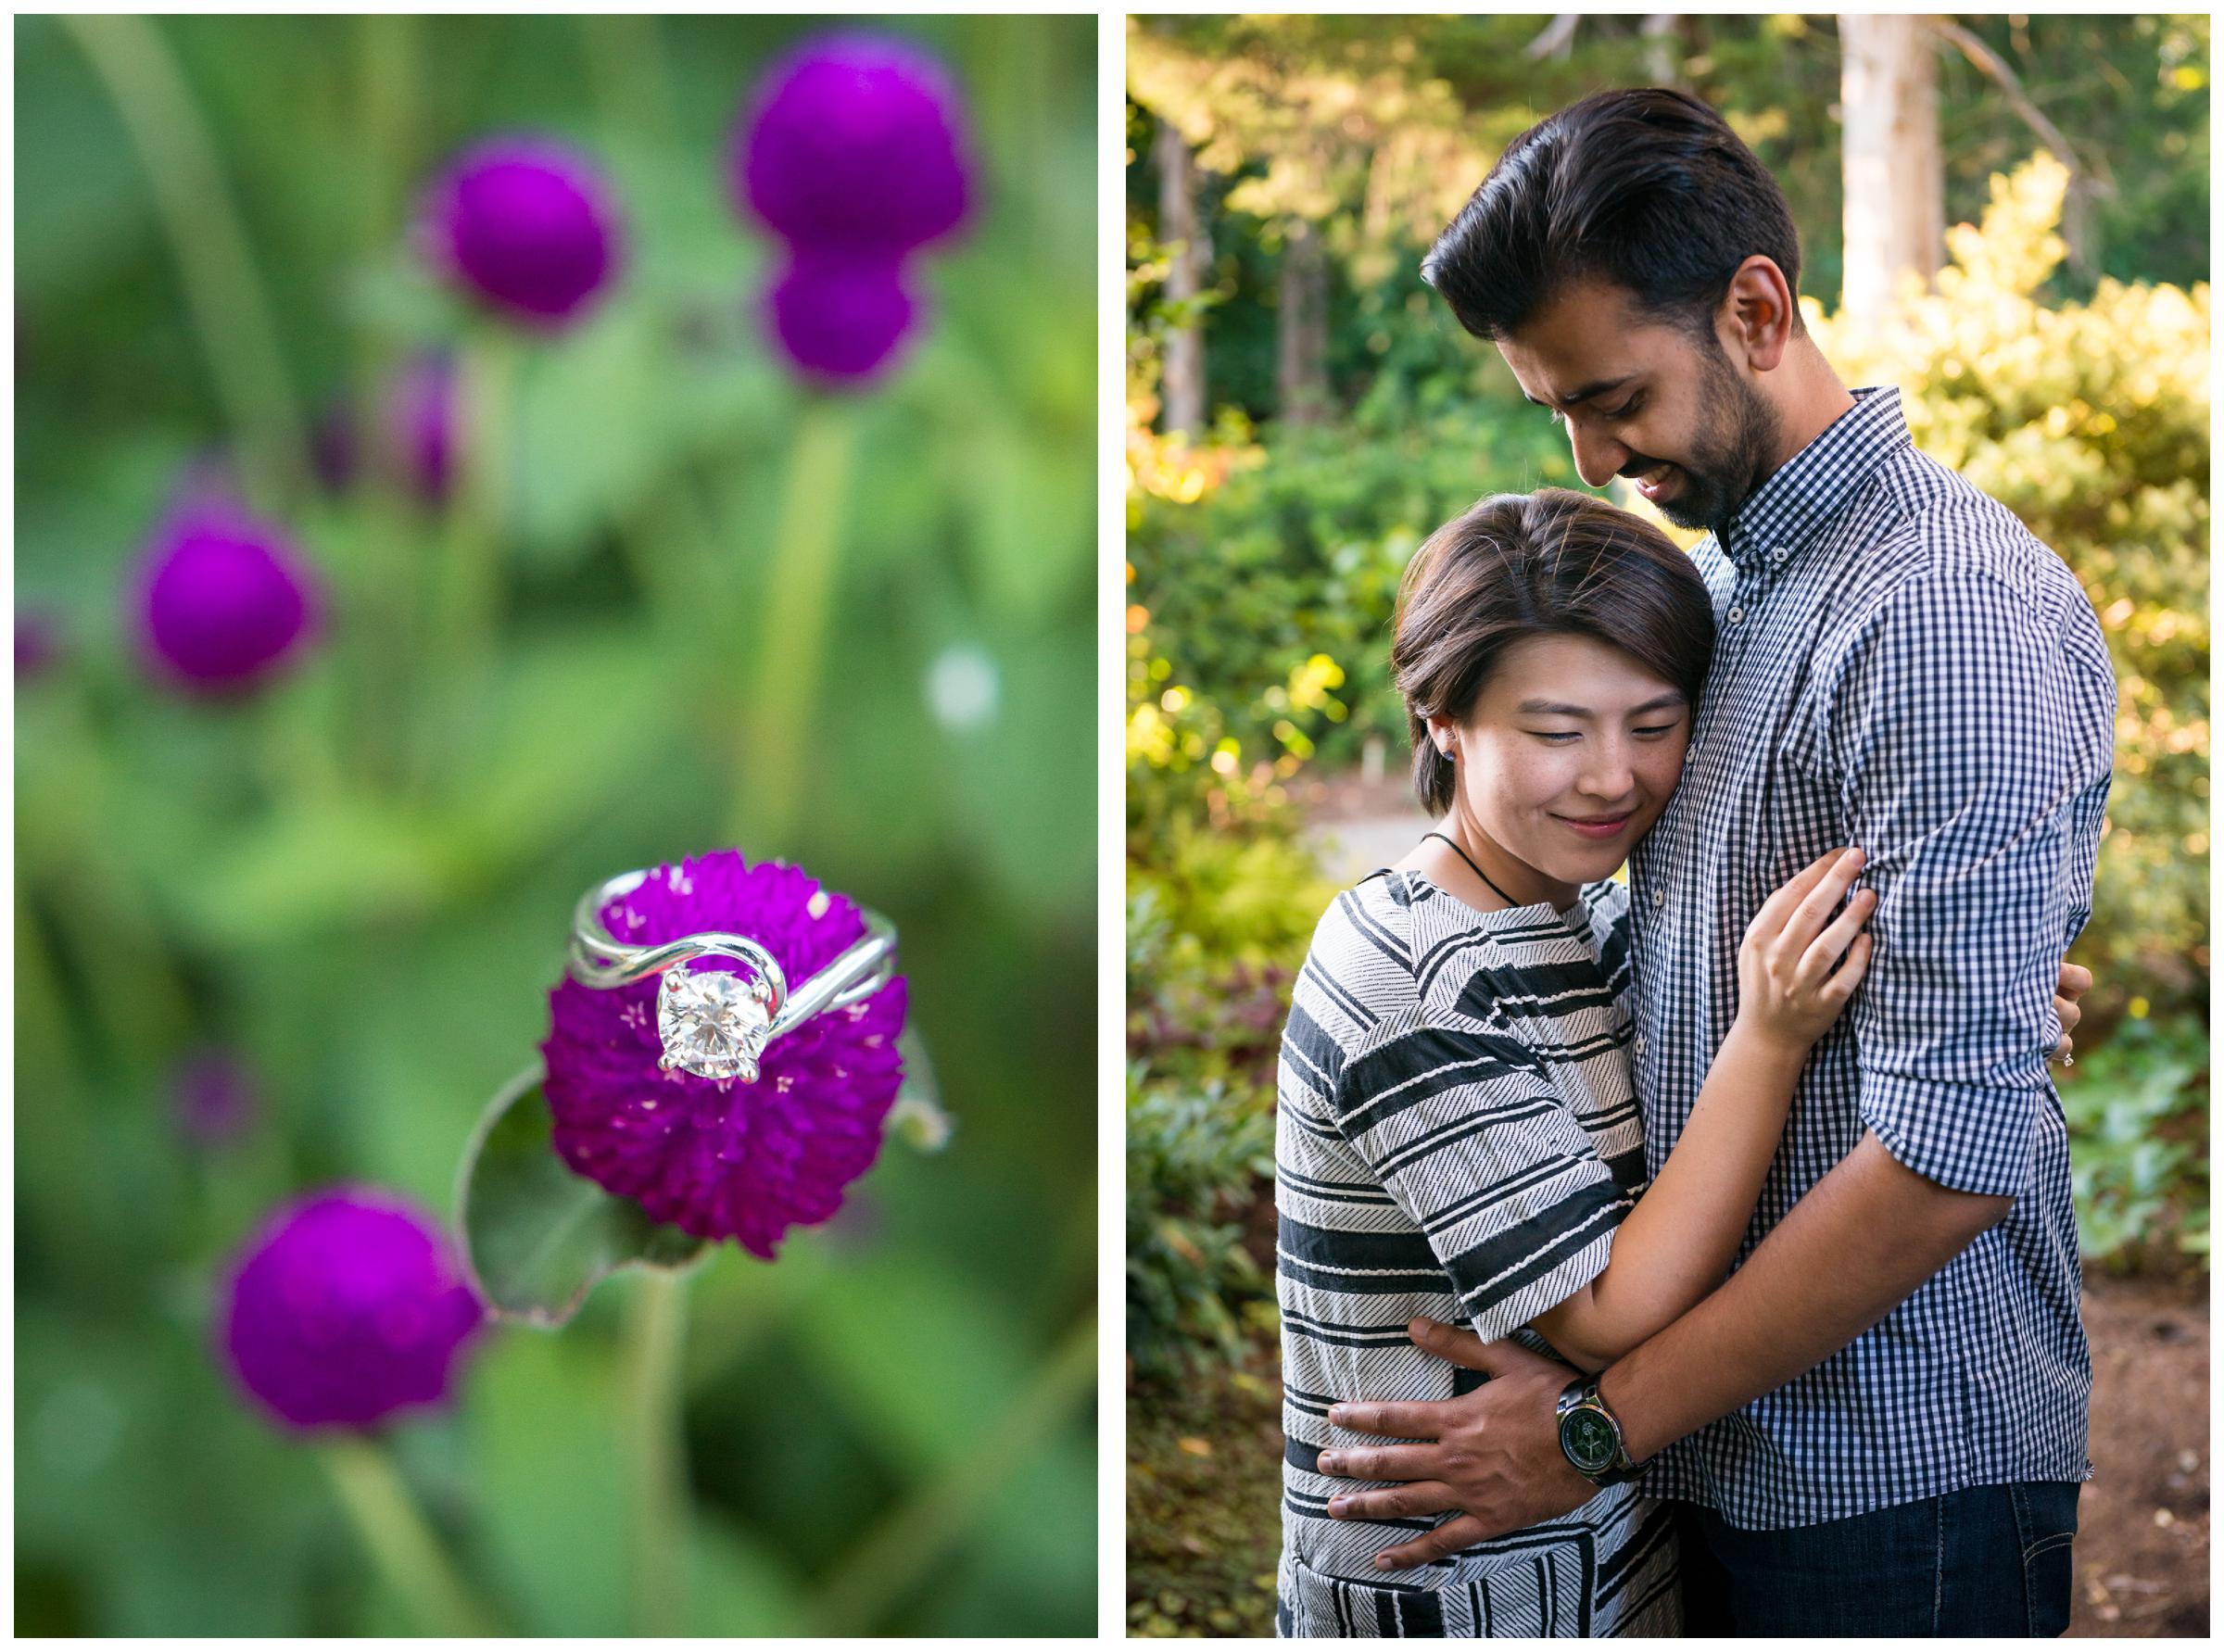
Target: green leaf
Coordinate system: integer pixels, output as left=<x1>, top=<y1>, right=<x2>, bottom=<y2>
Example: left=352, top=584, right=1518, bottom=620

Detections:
left=511, top=303, right=673, bottom=569
left=444, top=624, right=683, bottom=875
left=169, top=793, right=461, bottom=949
left=454, top=1064, right=707, bottom=1328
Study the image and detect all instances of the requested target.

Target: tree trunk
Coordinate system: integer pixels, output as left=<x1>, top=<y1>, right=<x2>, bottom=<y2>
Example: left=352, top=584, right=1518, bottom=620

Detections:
left=1640, top=15, right=1681, bottom=87
left=1839, top=14, right=1944, bottom=332
left=1153, top=122, right=1207, bottom=438
left=1275, top=220, right=1330, bottom=426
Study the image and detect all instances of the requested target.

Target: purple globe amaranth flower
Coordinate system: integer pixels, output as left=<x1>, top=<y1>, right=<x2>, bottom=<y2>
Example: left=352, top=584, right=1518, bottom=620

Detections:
left=738, top=33, right=973, bottom=257
left=133, top=499, right=322, bottom=695
left=310, top=353, right=460, bottom=506
left=764, top=248, right=920, bottom=383
left=221, top=1188, right=484, bottom=1431
left=309, top=402, right=360, bottom=495
left=16, top=611, right=62, bottom=681
left=420, top=138, right=621, bottom=329
left=541, top=851, right=907, bottom=1258
left=386, top=352, right=460, bottom=503
left=172, top=1048, right=259, bottom=1147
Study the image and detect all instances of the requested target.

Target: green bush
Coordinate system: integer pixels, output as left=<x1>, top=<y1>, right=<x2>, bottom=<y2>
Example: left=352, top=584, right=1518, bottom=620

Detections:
left=1124, top=748, right=1330, bottom=1379
left=2060, top=1013, right=2209, bottom=1269
left=1129, top=400, right=1574, bottom=777
left=1125, top=1063, right=1275, bottom=1383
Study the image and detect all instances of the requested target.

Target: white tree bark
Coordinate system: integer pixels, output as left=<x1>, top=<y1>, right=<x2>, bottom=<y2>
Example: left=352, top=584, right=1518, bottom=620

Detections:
left=1154, top=122, right=1207, bottom=438
left=1275, top=220, right=1330, bottom=426
left=1839, top=14, right=1945, bottom=331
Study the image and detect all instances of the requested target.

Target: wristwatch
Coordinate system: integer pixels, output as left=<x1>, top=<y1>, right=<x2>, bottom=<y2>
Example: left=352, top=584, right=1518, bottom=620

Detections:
left=1556, top=1377, right=1643, bottom=1486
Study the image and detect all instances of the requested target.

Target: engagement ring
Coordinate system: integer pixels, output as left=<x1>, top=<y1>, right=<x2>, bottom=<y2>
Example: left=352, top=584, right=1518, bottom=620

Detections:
left=566, top=867, right=897, bottom=1083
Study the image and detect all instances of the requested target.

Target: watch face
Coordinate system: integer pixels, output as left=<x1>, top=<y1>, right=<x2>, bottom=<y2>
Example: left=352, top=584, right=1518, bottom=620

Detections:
left=1560, top=1406, right=1618, bottom=1475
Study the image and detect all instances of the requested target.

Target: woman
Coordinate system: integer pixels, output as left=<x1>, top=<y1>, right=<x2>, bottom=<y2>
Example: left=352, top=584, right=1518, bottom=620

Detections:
left=1273, top=486, right=1883, bottom=1637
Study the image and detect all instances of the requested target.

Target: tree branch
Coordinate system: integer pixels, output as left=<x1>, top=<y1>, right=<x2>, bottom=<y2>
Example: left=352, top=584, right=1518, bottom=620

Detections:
left=1928, top=18, right=2115, bottom=196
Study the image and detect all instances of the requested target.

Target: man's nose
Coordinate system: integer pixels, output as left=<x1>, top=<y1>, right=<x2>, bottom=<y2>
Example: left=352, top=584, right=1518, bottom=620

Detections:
left=1568, top=421, right=1628, bottom=490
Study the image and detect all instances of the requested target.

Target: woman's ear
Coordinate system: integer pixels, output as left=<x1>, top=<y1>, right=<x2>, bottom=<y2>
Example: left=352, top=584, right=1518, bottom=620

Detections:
left=1423, top=714, right=1457, bottom=758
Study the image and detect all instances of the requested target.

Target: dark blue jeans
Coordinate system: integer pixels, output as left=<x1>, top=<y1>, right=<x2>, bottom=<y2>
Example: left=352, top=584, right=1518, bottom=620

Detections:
left=1673, top=1482, right=2081, bottom=1636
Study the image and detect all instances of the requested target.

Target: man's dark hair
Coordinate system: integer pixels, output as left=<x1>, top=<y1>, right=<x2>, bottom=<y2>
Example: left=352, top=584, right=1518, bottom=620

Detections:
left=1423, top=88, right=1802, bottom=343
left=1392, top=488, right=1715, bottom=816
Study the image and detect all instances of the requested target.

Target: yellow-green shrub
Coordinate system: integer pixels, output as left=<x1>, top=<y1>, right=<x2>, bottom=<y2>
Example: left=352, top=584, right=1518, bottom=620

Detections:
left=1815, top=153, right=2207, bottom=1020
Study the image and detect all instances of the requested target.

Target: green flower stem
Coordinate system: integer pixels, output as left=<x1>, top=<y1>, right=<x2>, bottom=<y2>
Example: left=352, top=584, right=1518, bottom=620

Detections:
left=318, top=1435, right=499, bottom=1637
left=353, top=14, right=422, bottom=259
left=623, top=1267, right=694, bottom=1637
left=61, top=15, right=310, bottom=507
left=12, top=897, right=108, bottom=1303
left=417, top=330, right=515, bottom=791
left=730, top=397, right=855, bottom=848
left=348, top=13, right=423, bottom=792
left=808, top=1313, right=1098, bottom=1635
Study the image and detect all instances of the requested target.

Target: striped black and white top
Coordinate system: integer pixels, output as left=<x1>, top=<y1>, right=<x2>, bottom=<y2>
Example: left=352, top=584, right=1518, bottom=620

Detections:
left=1275, top=870, right=1680, bottom=1637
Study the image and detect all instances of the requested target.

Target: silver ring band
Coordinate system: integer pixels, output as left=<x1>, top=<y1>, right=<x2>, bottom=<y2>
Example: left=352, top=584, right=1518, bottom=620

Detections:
left=566, top=868, right=897, bottom=1081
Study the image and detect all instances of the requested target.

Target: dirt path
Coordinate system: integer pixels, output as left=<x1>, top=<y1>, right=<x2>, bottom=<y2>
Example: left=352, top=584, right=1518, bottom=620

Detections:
left=2074, top=1275, right=2209, bottom=1635
left=1295, top=769, right=1432, bottom=886
left=1127, top=1277, right=2206, bottom=1637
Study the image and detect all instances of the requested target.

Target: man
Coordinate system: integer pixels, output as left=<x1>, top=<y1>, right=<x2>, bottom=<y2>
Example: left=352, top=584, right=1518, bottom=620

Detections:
left=1314, top=88, right=2113, bottom=1636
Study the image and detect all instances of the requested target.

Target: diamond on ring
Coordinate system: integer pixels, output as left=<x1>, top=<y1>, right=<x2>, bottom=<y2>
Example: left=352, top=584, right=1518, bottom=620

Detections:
left=658, top=966, right=775, bottom=1081
left=567, top=864, right=899, bottom=1091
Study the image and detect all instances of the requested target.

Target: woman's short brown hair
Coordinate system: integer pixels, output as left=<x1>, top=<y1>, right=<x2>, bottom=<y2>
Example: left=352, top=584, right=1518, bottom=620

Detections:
left=1392, top=487, right=1715, bottom=815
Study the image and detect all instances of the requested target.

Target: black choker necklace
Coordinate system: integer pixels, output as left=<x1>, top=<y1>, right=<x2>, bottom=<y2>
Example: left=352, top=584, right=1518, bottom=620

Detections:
left=1422, top=831, right=1527, bottom=910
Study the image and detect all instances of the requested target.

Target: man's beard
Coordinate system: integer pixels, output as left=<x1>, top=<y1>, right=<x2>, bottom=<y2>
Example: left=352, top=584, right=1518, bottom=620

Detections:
left=1635, top=346, right=1781, bottom=535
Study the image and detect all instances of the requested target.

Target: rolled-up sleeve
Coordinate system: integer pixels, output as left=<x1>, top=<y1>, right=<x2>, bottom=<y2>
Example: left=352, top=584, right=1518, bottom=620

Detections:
left=1817, top=563, right=2114, bottom=1196
left=1329, top=1019, right=1626, bottom=1342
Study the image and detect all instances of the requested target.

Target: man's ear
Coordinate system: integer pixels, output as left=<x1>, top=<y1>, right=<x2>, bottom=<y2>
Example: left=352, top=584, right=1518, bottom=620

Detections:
left=1720, top=256, right=1795, bottom=373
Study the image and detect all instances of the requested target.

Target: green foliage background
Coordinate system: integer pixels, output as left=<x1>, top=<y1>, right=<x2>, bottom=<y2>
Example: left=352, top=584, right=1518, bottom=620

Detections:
left=16, top=14, right=1094, bottom=1637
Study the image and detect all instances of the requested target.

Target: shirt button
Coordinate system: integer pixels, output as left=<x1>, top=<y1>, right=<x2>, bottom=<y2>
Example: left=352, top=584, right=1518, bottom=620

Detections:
left=1771, top=546, right=1786, bottom=562
left=1728, top=607, right=1746, bottom=624
left=1634, top=1034, right=1647, bottom=1058
left=1651, top=889, right=1666, bottom=908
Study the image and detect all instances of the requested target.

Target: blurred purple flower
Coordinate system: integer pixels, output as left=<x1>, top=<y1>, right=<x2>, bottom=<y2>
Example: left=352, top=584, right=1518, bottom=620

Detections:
left=16, top=611, right=62, bottom=681
left=387, top=353, right=460, bottom=503
left=310, top=353, right=460, bottom=506
left=132, top=499, right=321, bottom=695
left=220, top=1188, right=484, bottom=1432
left=737, top=33, right=973, bottom=256
left=310, top=403, right=360, bottom=495
left=764, top=248, right=918, bottom=384
left=172, top=1048, right=259, bottom=1147
left=540, top=851, right=907, bottom=1258
left=420, top=139, right=621, bottom=329
left=736, top=34, right=975, bottom=385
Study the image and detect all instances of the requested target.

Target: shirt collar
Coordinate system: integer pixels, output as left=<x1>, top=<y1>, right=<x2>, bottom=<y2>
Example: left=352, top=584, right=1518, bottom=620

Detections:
left=1717, top=385, right=1912, bottom=574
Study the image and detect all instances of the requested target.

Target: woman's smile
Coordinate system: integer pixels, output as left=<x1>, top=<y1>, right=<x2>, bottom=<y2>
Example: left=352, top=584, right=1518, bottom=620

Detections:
left=1553, top=808, right=1636, bottom=841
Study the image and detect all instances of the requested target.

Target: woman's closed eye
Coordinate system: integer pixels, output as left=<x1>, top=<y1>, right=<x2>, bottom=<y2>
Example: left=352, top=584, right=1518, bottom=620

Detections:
left=1527, top=720, right=1681, bottom=744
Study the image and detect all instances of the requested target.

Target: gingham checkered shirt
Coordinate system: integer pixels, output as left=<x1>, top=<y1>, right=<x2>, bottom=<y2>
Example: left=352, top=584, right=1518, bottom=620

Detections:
left=1626, top=385, right=2112, bottom=1530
